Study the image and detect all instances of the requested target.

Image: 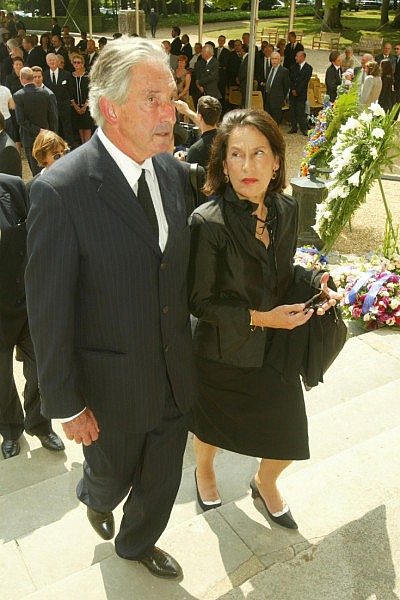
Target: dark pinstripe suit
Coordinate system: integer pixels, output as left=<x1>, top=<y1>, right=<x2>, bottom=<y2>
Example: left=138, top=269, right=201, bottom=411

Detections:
left=25, top=132, right=197, bottom=558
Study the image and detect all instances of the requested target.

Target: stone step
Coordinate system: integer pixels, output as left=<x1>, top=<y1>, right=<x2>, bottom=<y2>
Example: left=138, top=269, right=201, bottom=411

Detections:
left=6, top=423, right=400, bottom=600
left=217, top=496, right=400, bottom=600
left=305, top=329, right=400, bottom=418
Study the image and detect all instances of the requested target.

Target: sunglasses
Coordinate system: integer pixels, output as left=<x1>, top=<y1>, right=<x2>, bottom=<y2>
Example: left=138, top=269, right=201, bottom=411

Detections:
left=53, top=148, right=70, bottom=161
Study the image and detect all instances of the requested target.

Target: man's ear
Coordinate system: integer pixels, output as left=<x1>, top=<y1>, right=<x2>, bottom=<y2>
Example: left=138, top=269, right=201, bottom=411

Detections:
left=99, top=97, right=117, bottom=124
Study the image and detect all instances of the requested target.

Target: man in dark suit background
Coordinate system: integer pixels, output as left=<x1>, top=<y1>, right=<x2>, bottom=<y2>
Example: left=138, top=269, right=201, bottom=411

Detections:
left=288, top=51, right=312, bottom=136
left=283, top=31, right=304, bottom=72
left=255, top=42, right=273, bottom=102
left=51, top=34, right=72, bottom=72
left=44, top=53, right=74, bottom=147
left=394, top=44, right=400, bottom=104
left=214, top=34, right=230, bottom=111
left=227, top=39, right=242, bottom=87
left=0, top=174, right=64, bottom=458
left=25, top=37, right=197, bottom=580
left=13, top=66, right=58, bottom=175
left=22, top=35, right=46, bottom=70
left=0, top=110, right=22, bottom=176
left=265, top=51, right=290, bottom=124
left=85, top=39, right=98, bottom=72
left=237, top=43, right=249, bottom=107
left=325, top=50, right=343, bottom=102
left=170, top=26, right=182, bottom=56
left=375, top=41, right=396, bottom=72
left=196, top=43, right=221, bottom=100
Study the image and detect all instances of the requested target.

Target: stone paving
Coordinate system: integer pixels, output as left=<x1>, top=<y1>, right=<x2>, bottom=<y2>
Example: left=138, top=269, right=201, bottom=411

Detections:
left=1, top=328, right=400, bottom=599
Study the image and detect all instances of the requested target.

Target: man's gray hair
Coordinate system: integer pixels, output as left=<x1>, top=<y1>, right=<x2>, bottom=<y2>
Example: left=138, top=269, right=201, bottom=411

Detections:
left=89, top=36, right=170, bottom=128
left=20, top=67, right=33, bottom=82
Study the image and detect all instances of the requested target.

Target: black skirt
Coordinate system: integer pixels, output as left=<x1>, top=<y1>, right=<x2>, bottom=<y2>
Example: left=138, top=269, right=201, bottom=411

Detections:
left=190, top=355, right=310, bottom=461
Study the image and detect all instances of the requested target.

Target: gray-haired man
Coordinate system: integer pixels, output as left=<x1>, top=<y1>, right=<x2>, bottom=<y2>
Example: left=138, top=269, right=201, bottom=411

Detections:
left=25, top=37, right=197, bottom=579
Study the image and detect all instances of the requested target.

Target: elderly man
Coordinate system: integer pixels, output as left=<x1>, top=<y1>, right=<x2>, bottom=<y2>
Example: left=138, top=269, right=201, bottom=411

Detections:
left=25, top=37, right=196, bottom=580
left=195, top=42, right=221, bottom=100
left=44, top=53, right=74, bottom=147
left=13, top=66, right=58, bottom=175
left=264, top=51, right=290, bottom=124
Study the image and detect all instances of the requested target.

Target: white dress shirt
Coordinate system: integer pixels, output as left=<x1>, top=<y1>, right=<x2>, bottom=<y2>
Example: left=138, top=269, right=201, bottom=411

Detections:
left=60, top=127, right=169, bottom=423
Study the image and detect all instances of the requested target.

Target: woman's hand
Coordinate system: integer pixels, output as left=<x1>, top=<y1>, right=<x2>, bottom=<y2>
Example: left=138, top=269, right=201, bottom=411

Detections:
left=314, top=272, right=343, bottom=316
left=252, top=304, right=314, bottom=330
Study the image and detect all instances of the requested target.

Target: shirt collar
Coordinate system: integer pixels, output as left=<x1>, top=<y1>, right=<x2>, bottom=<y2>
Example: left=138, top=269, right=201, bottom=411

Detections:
left=97, top=127, right=155, bottom=189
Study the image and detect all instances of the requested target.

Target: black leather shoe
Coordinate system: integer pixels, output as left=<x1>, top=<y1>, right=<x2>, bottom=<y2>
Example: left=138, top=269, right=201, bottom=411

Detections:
left=250, top=478, right=298, bottom=530
left=1, top=439, right=20, bottom=459
left=138, top=547, right=182, bottom=579
left=36, top=432, right=65, bottom=452
left=87, top=506, right=115, bottom=540
left=195, top=468, right=221, bottom=512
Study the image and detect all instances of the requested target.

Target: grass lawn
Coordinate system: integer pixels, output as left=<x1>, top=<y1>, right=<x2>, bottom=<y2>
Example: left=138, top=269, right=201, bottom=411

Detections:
left=201, top=9, right=400, bottom=49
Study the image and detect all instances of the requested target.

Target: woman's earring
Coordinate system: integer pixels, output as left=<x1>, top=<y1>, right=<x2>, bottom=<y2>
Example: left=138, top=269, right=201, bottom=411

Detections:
left=271, top=168, right=278, bottom=181
left=224, top=174, right=230, bottom=183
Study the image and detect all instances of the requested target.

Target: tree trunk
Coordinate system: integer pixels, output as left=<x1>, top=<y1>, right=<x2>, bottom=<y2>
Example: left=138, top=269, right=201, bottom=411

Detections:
left=315, top=0, right=323, bottom=15
left=381, top=0, right=390, bottom=25
left=323, top=5, right=342, bottom=30
left=158, top=0, right=168, bottom=16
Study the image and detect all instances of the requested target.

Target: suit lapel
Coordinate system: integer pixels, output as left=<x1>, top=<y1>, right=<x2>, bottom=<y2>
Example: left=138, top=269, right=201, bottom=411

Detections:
left=87, top=133, right=161, bottom=256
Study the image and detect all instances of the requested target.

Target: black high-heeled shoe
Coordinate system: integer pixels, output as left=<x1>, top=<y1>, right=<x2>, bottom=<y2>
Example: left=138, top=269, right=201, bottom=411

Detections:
left=194, top=469, right=222, bottom=512
left=250, top=477, right=298, bottom=530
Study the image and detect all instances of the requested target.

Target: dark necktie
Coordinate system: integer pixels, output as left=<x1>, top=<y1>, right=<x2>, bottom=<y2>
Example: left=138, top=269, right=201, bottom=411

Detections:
left=137, top=169, right=158, bottom=236
left=265, top=68, right=275, bottom=93
left=52, top=71, right=56, bottom=84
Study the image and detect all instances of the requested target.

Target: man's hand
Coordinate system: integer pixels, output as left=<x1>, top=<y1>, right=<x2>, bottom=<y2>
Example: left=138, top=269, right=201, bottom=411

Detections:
left=62, top=408, right=100, bottom=446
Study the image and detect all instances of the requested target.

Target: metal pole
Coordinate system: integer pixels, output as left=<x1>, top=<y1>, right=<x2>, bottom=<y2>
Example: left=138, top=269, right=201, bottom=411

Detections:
left=88, top=0, right=93, bottom=38
left=288, top=0, right=296, bottom=33
left=51, top=0, right=56, bottom=18
left=136, top=0, right=140, bottom=36
left=245, top=0, right=258, bottom=108
left=198, top=0, right=203, bottom=43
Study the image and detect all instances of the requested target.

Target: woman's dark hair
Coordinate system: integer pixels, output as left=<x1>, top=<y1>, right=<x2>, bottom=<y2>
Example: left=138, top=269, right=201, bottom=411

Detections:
left=203, top=109, right=286, bottom=197
left=40, top=32, right=50, bottom=47
left=329, top=50, right=340, bottom=63
left=380, top=58, right=393, bottom=79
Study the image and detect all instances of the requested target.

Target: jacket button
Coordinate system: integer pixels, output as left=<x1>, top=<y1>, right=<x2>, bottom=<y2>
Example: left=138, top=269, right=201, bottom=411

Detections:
left=164, top=344, right=169, bottom=352
left=15, top=277, right=21, bottom=283
left=160, top=262, right=167, bottom=270
left=162, top=305, right=169, bottom=314
left=19, top=250, right=24, bottom=256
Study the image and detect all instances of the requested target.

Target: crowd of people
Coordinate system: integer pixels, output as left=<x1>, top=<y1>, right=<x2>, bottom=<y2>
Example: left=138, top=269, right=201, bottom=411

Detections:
left=0, top=12, right=391, bottom=583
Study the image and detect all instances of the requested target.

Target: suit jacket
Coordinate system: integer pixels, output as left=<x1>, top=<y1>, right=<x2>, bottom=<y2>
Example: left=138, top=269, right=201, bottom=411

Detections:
left=52, top=46, right=72, bottom=71
left=0, top=174, right=28, bottom=350
left=0, top=130, right=22, bottom=177
left=238, top=54, right=249, bottom=102
left=290, top=62, right=313, bottom=102
left=375, top=54, right=396, bottom=71
left=171, top=37, right=182, bottom=56
left=25, top=133, right=197, bottom=432
left=255, top=54, right=272, bottom=90
left=283, top=41, right=304, bottom=71
left=196, top=56, right=221, bottom=99
left=266, top=65, right=290, bottom=108
left=227, top=51, right=242, bottom=86
left=13, top=83, right=58, bottom=148
left=325, top=64, right=342, bottom=102
left=188, top=187, right=299, bottom=368
left=43, top=68, right=74, bottom=115
left=85, top=52, right=98, bottom=72
left=181, top=43, right=193, bottom=62
left=25, top=46, right=46, bottom=70
left=186, top=129, right=217, bottom=168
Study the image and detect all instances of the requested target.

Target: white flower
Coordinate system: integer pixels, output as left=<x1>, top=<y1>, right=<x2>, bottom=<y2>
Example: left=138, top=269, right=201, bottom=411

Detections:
left=359, top=111, right=373, bottom=123
left=371, top=147, right=378, bottom=159
left=390, top=298, right=400, bottom=310
left=363, top=313, right=371, bottom=321
left=342, top=144, right=357, bottom=162
left=348, top=170, right=361, bottom=187
left=341, top=116, right=361, bottom=132
left=370, top=102, right=385, bottom=117
left=372, top=127, right=385, bottom=139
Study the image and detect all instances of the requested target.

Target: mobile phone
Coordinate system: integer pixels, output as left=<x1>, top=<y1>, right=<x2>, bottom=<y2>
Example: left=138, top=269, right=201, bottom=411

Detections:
left=303, top=289, right=329, bottom=311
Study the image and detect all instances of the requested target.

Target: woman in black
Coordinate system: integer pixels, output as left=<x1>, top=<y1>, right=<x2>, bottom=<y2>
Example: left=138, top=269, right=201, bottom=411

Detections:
left=379, top=58, right=394, bottom=113
left=189, top=109, right=339, bottom=528
left=70, top=53, right=93, bottom=145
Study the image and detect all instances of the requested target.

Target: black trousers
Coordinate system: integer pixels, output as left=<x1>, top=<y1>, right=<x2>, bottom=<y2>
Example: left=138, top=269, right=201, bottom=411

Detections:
left=76, top=380, right=189, bottom=559
left=289, top=97, right=308, bottom=133
left=265, top=98, right=284, bottom=125
left=0, top=322, right=51, bottom=440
